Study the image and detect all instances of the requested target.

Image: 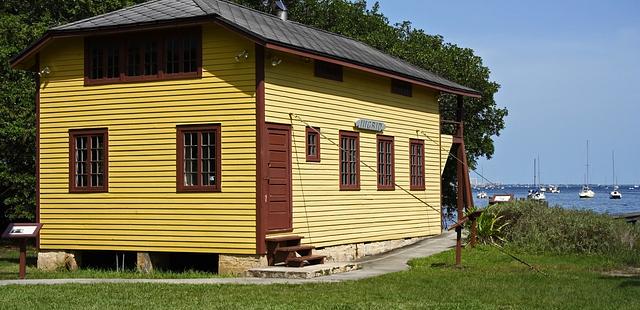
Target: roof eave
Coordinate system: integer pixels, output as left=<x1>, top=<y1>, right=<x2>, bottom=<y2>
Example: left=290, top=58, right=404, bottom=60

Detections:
left=9, top=14, right=481, bottom=99
left=9, top=16, right=217, bottom=70
left=264, top=42, right=482, bottom=98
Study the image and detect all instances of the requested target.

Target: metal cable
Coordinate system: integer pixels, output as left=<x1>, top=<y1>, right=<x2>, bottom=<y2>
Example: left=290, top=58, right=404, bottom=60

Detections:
left=289, top=113, right=441, bottom=215
left=418, top=130, right=511, bottom=196
left=289, top=114, right=314, bottom=245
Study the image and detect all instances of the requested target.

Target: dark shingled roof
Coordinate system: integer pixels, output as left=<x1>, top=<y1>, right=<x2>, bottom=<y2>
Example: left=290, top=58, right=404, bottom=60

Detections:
left=38, top=0, right=479, bottom=96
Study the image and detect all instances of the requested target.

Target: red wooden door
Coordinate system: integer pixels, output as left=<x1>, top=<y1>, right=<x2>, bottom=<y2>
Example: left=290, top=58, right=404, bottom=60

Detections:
left=265, top=123, right=292, bottom=232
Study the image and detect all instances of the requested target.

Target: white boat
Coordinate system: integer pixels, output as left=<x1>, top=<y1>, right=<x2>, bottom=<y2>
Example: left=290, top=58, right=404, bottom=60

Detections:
left=609, top=151, right=622, bottom=199
left=549, top=185, right=560, bottom=193
left=610, top=186, right=622, bottom=199
left=579, top=141, right=595, bottom=199
left=477, top=191, right=488, bottom=199
left=579, top=186, right=595, bottom=198
left=528, top=189, right=546, bottom=201
left=539, top=186, right=547, bottom=192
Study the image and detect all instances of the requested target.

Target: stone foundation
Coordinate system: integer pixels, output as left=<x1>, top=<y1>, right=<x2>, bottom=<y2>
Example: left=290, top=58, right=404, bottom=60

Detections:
left=136, top=252, right=154, bottom=273
left=218, top=254, right=267, bottom=276
left=315, top=236, right=427, bottom=262
left=37, top=251, right=79, bottom=271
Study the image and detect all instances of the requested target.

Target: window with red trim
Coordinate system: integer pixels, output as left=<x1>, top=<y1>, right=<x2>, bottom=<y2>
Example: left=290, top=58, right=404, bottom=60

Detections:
left=85, top=27, right=201, bottom=85
left=177, top=124, right=221, bottom=192
left=306, top=127, right=320, bottom=162
left=377, top=135, right=394, bottom=190
left=339, top=131, right=359, bottom=190
left=69, top=128, right=108, bottom=193
left=314, top=60, right=343, bottom=81
left=410, top=139, right=425, bottom=190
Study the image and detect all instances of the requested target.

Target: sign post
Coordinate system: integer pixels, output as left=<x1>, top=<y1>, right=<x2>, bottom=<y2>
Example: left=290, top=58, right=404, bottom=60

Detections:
left=2, top=223, right=42, bottom=279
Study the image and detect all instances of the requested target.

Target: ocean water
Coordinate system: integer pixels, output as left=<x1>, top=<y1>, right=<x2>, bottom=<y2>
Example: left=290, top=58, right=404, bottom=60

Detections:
left=472, top=185, right=640, bottom=215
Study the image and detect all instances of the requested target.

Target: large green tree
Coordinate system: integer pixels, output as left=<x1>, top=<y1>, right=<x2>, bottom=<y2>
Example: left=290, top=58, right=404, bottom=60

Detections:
left=1, top=0, right=506, bottom=222
left=0, top=1, right=146, bottom=223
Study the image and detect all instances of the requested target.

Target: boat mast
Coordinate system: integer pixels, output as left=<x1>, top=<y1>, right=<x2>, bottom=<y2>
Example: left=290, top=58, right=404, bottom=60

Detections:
left=612, top=150, right=616, bottom=187
left=538, top=155, right=541, bottom=186
left=586, top=140, right=590, bottom=187
left=533, top=158, right=537, bottom=187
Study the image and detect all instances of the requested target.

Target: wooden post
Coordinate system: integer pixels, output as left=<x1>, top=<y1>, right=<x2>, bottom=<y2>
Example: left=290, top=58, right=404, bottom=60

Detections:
left=19, top=239, right=27, bottom=279
left=455, top=227, right=462, bottom=266
left=454, top=95, right=465, bottom=266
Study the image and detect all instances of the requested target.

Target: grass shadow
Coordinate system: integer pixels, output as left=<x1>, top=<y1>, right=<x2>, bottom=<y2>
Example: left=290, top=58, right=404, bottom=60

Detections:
left=618, top=279, right=640, bottom=288
left=0, top=257, right=37, bottom=267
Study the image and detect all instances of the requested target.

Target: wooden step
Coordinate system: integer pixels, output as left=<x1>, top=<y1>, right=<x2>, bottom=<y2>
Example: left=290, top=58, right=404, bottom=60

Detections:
left=275, top=245, right=315, bottom=253
left=266, top=235, right=303, bottom=243
left=286, top=255, right=326, bottom=267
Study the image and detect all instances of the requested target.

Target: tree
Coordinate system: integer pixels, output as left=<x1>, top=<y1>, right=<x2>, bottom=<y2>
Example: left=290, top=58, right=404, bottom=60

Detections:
left=0, top=1, right=146, bottom=223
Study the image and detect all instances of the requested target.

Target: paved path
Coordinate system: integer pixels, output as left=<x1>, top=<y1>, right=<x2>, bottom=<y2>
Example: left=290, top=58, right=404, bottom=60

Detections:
left=0, top=231, right=455, bottom=286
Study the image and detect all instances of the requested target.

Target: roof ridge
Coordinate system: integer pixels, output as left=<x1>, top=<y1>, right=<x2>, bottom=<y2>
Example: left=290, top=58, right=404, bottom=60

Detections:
left=208, top=1, right=464, bottom=89
left=52, top=0, right=179, bottom=30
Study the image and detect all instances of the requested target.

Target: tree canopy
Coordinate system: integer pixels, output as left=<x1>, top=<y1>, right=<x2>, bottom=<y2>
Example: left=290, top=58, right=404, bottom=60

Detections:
left=1, top=0, right=506, bottom=222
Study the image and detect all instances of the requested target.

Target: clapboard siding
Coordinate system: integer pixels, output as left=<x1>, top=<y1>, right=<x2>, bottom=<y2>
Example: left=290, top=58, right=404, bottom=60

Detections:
left=38, top=24, right=257, bottom=254
left=264, top=51, right=449, bottom=248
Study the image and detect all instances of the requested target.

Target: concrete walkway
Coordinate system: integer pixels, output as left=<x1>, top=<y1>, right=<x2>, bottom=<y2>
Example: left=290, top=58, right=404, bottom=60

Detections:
left=0, top=231, right=455, bottom=286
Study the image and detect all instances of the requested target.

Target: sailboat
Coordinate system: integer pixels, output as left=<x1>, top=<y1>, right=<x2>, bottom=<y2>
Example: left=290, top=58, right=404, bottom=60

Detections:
left=579, top=141, right=595, bottom=199
left=610, top=151, right=622, bottom=199
left=528, top=157, right=546, bottom=201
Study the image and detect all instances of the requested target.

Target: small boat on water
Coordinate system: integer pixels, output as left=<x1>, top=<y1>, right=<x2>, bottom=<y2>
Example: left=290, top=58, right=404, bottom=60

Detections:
left=477, top=191, right=488, bottom=199
left=548, top=185, right=560, bottom=193
left=528, top=189, right=546, bottom=201
left=610, top=186, right=622, bottom=199
left=609, top=151, right=622, bottom=200
left=579, top=185, right=595, bottom=199
left=579, top=141, right=595, bottom=199
left=528, top=157, right=546, bottom=201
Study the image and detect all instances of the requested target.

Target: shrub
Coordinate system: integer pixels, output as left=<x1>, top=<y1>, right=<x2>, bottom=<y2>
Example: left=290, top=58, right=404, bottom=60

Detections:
left=487, top=201, right=640, bottom=265
left=465, top=205, right=509, bottom=245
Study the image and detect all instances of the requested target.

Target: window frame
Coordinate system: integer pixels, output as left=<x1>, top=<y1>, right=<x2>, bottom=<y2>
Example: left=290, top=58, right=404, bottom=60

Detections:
left=339, top=130, right=360, bottom=191
left=68, top=128, right=109, bottom=193
left=409, top=139, right=426, bottom=191
left=176, top=124, right=222, bottom=193
left=84, top=27, right=202, bottom=86
left=376, top=135, right=395, bottom=191
left=314, top=60, right=343, bottom=82
left=391, top=79, right=413, bottom=97
left=305, top=126, right=321, bottom=162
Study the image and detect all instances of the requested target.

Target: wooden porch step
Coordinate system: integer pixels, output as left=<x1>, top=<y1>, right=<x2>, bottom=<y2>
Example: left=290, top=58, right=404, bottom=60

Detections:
left=275, top=245, right=315, bottom=253
left=286, top=255, right=326, bottom=267
left=266, top=235, right=304, bottom=243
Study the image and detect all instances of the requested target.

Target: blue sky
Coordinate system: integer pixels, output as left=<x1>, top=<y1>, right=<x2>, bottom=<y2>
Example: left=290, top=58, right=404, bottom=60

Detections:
left=370, top=0, right=640, bottom=184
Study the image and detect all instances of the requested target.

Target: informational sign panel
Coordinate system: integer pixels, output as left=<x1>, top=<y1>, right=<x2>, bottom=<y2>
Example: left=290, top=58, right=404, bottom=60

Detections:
left=489, top=194, right=514, bottom=205
left=354, top=119, right=385, bottom=132
left=2, top=223, right=42, bottom=239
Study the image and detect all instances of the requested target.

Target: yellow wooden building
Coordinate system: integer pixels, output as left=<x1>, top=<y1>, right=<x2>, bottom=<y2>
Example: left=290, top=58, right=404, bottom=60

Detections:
left=11, top=0, right=480, bottom=273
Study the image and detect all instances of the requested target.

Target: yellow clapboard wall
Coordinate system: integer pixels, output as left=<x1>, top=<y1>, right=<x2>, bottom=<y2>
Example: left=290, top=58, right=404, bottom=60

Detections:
left=38, top=24, right=258, bottom=254
left=265, top=51, right=450, bottom=248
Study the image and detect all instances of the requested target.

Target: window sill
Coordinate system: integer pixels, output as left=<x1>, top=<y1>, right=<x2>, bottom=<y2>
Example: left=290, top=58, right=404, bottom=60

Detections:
left=339, top=187, right=360, bottom=191
left=69, top=188, right=108, bottom=193
left=85, top=71, right=202, bottom=86
left=177, top=187, right=221, bottom=193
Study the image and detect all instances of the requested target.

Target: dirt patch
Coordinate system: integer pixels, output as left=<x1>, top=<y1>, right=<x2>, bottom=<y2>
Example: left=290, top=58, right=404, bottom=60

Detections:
left=602, top=267, right=640, bottom=278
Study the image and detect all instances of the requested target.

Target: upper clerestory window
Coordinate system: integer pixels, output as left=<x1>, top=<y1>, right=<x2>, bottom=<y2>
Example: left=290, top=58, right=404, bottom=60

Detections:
left=314, top=60, right=343, bottom=81
left=391, top=79, right=412, bottom=97
left=85, top=27, right=201, bottom=85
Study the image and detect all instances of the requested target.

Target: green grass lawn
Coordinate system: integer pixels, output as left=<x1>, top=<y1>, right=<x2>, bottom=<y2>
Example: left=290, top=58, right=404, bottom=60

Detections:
left=0, top=243, right=217, bottom=280
left=1, top=244, right=639, bottom=309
